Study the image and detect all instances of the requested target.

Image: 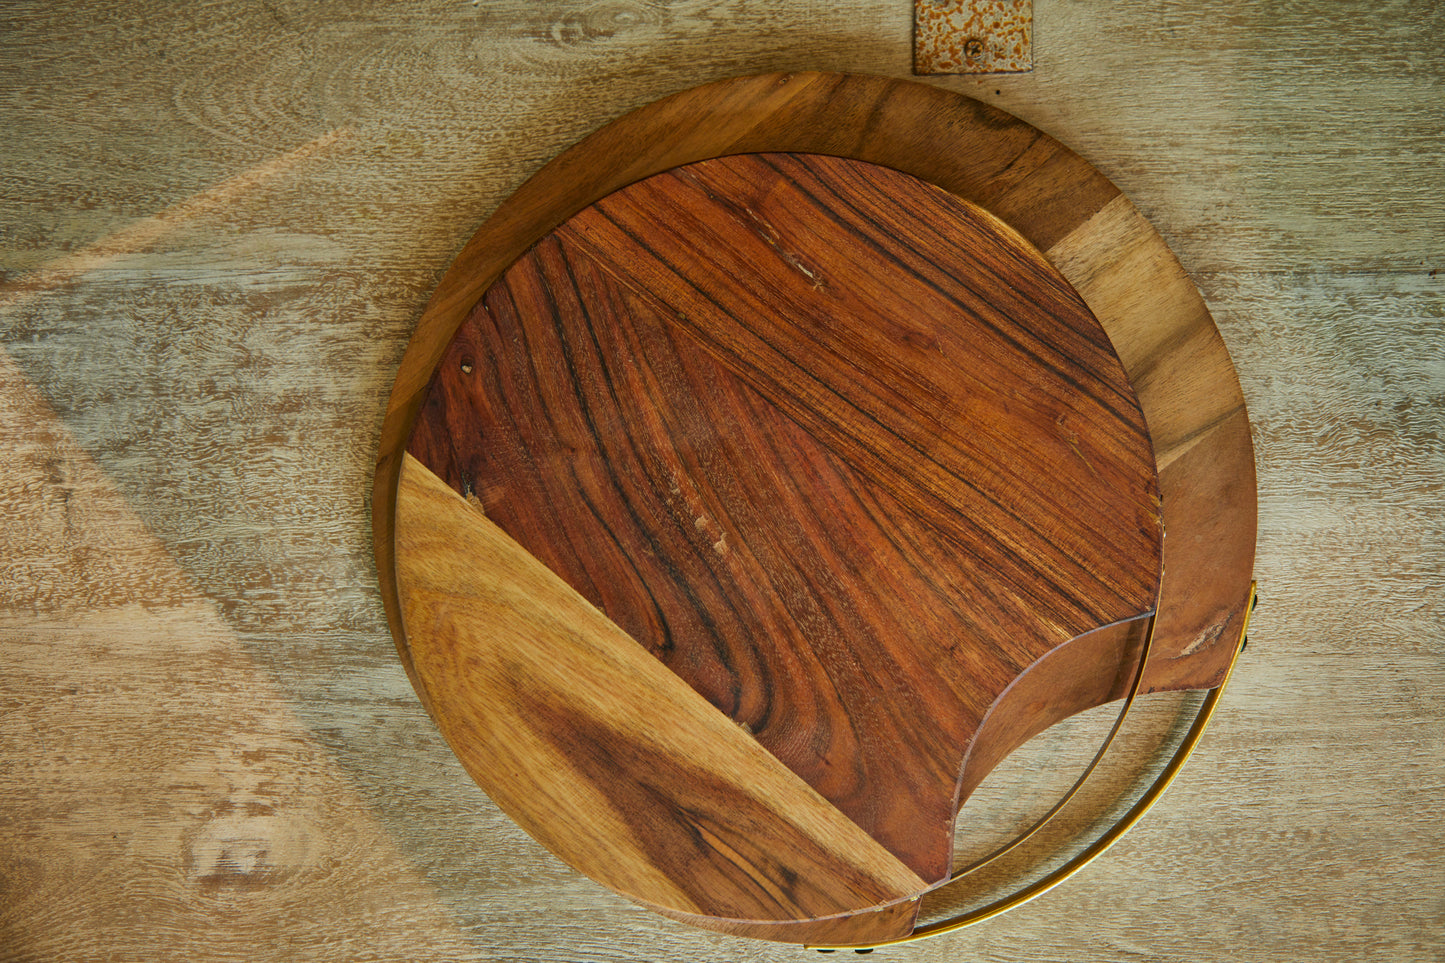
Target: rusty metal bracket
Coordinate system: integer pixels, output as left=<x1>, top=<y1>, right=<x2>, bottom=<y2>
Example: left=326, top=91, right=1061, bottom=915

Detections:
left=914, top=0, right=1033, bottom=74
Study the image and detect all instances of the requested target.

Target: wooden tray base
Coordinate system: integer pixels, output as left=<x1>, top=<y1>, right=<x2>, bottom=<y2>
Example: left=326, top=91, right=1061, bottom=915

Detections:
left=374, top=73, right=1257, bottom=945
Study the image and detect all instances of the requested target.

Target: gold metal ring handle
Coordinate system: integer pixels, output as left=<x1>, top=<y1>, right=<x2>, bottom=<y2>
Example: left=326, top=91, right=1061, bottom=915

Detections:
left=807, top=583, right=1257, bottom=952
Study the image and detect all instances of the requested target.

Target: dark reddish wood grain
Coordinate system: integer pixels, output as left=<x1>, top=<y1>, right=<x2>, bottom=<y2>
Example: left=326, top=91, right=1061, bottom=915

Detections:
left=405, top=153, right=1162, bottom=884
left=375, top=73, right=1256, bottom=713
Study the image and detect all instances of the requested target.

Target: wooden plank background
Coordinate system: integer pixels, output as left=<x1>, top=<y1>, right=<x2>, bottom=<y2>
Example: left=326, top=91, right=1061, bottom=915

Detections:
left=1, top=2, right=1440, bottom=961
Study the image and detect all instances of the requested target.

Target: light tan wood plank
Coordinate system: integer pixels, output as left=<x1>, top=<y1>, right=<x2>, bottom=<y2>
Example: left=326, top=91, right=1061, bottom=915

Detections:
left=395, top=452, right=926, bottom=931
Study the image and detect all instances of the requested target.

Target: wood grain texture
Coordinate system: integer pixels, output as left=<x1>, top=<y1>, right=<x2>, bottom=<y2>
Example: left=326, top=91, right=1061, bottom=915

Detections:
left=0, top=351, right=482, bottom=962
left=395, top=452, right=926, bottom=932
left=372, top=71, right=1252, bottom=717
left=402, top=151, right=1161, bottom=902
left=2, top=2, right=1441, bottom=961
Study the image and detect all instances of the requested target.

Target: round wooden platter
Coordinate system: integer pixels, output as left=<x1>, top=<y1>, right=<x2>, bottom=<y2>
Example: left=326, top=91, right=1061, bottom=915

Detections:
left=374, top=73, right=1256, bottom=946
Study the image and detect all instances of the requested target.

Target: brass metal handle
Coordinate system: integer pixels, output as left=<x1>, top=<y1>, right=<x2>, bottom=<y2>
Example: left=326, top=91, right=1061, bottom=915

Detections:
left=808, top=583, right=1257, bottom=951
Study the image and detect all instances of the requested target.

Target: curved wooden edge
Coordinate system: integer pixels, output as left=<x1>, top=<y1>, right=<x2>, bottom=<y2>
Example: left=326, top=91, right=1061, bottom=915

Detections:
left=374, top=70, right=1253, bottom=699
left=953, top=616, right=1152, bottom=818
left=1046, top=196, right=1257, bottom=688
left=394, top=453, right=928, bottom=930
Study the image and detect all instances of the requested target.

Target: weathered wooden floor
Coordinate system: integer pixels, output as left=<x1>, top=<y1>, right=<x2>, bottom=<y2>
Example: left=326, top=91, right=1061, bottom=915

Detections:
left=2, top=2, right=1440, bottom=961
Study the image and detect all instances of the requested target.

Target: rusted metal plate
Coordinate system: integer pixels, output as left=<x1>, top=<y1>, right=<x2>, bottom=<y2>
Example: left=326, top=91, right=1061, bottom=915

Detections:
left=914, top=0, right=1033, bottom=74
